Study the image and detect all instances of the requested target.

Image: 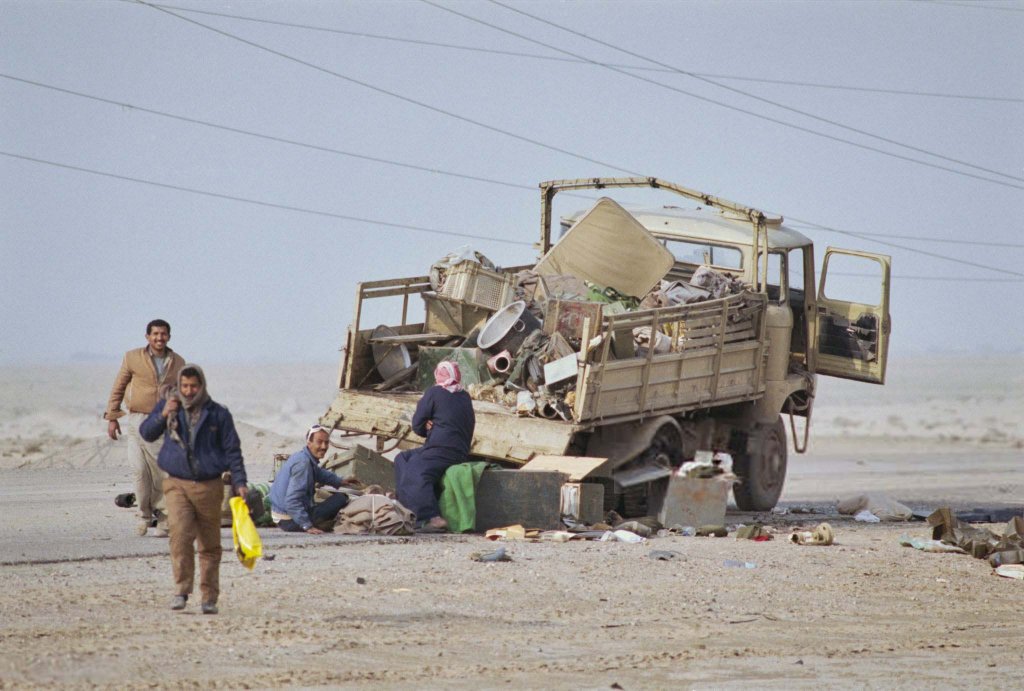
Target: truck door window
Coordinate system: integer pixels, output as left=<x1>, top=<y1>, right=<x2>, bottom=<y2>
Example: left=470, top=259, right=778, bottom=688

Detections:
left=819, top=253, right=884, bottom=363
left=788, top=247, right=808, bottom=358
left=661, top=239, right=742, bottom=269
left=821, top=253, right=882, bottom=305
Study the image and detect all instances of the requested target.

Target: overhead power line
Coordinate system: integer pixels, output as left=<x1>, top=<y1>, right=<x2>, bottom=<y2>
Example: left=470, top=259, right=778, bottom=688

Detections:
left=917, top=0, right=1024, bottom=12
left=461, top=0, right=1023, bottom=186
left=4, top=150, right=1021, bottom=284
left=0, top=150, right=532, bottom=247
left=150, top=3, right=1024, bottom=103
left=138, top=0, right=1024, bottom=191
left=132, top=0, right=640, bottom=177
left=76, top=2, right=1022, bottom=275
left=787, top=215, right=1024, bottom=278
left=0, top=73, right=534, bottom=193
left=7, top=71, right=1018, bottom=255
left=832, top=272, right=1022, bottom=282
left=786, top=222, right=1024, bottom=249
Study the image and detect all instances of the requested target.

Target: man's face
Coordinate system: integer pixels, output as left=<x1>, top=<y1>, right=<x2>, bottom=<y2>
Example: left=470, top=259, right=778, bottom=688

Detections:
left=307, top=430, right=330, bottom=459
left=147, top=326, right=170, bottom=354
left=179, top=376, right=201, bottom=401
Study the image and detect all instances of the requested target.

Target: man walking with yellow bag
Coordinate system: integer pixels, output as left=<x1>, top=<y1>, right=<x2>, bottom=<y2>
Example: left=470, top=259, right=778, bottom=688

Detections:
left=141, top=364, right=247, bottom=615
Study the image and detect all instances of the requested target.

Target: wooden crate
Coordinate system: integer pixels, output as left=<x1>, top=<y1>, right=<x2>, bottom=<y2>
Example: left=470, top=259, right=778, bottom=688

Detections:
left=423, top=292, right=492, bottom=336
left=543, top=299, right=603, bottom=343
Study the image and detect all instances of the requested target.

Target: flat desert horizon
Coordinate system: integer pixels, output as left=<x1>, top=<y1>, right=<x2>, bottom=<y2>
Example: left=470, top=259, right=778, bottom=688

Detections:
left=2, top=353, right=1020, bottom=472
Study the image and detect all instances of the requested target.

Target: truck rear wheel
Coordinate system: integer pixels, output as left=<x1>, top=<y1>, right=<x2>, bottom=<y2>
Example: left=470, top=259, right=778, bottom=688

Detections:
left=732, top=417, right=787, bottom=511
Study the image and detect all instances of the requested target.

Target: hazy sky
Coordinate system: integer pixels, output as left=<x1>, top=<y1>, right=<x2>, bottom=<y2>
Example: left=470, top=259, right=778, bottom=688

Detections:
left=2, top=0, right=1022, bottom=365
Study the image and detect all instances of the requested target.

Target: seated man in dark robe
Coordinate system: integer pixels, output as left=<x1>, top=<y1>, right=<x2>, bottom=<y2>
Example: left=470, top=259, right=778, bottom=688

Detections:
left=394, top=362, right=476, bottom=533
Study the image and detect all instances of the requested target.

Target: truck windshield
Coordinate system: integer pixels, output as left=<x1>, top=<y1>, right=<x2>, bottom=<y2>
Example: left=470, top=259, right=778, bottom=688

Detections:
left=660, top=238, right=742, bottom=269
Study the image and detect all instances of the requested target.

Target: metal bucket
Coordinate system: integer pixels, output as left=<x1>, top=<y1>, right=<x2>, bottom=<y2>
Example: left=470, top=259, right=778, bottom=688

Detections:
left=478, top=301, right=541, bottom=354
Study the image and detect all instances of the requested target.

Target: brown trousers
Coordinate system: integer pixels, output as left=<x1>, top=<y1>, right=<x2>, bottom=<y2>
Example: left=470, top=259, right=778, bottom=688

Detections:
left=164, top=476, right=224, bottom=604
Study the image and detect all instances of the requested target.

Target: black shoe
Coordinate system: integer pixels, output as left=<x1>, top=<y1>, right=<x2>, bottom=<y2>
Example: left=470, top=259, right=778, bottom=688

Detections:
left=171, top=595, right=187, bottom=610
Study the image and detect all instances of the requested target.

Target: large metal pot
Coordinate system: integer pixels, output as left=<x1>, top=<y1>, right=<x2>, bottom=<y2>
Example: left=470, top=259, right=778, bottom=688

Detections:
left=477, top=301, right=541, bottom=354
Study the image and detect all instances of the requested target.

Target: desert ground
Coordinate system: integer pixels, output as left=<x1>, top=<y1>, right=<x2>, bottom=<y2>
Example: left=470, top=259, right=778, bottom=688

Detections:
left=0, top=356, right=1021, bottom=689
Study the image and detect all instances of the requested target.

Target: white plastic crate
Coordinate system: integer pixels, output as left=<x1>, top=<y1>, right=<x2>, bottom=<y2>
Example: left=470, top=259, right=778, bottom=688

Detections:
left=439, top=262, right=516, bottom=312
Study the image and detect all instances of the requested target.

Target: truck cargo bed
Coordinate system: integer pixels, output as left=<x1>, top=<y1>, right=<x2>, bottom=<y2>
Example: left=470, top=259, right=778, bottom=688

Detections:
left=320, top=389, right=580, bottom=465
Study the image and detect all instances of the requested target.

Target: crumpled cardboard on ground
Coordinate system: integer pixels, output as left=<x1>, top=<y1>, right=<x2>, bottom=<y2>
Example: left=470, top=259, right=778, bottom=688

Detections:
left=928, top=508, right=1024, bottom=567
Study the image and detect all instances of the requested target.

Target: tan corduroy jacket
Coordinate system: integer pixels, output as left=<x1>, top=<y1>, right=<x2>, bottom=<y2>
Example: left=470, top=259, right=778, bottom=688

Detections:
left=104, top=347, right=186, bottom=420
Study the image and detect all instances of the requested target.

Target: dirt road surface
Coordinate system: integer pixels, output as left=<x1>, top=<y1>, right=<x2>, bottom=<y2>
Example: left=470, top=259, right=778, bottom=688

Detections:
left=1, top=438, right=1021, bottom=689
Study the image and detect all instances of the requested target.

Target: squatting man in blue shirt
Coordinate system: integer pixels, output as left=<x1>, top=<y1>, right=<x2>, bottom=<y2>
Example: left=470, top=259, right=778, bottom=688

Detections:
left=269, top=425, right=349, bottom=534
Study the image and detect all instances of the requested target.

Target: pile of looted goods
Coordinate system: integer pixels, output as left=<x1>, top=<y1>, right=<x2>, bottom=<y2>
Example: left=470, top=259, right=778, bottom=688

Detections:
left=409, top=252, right=747, bottom=421
left=373, top=198, right=752, bottom=421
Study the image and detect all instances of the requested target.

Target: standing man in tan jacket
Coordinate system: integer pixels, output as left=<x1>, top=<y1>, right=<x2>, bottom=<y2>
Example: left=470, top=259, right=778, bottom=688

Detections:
left=104, top=319, right=186, bottom=537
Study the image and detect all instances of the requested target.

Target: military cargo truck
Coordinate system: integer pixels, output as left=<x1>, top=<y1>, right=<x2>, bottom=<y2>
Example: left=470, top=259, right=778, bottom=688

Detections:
left=320, top=177, right=891, bottom=514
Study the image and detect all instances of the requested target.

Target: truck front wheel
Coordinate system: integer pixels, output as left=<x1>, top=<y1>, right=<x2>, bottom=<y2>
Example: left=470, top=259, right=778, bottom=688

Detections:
left=732, top=417, right=787, bottom=511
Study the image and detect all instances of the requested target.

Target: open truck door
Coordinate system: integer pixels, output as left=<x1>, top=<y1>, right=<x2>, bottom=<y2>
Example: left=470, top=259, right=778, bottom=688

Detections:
left=814, top=248, right=891, bottom=384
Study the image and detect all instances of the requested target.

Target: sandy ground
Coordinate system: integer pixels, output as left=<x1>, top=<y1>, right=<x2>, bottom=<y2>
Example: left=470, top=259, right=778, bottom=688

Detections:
left=0, top=358, right=1021, bottom=689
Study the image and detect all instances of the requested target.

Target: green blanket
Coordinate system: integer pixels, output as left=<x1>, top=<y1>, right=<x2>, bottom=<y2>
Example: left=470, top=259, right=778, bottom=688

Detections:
left=439, top=462, right=489, bottom=533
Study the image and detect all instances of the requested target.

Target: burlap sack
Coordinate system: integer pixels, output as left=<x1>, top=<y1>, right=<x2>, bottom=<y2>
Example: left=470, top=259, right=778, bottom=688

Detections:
left=335, top=494, right=416, bottom=536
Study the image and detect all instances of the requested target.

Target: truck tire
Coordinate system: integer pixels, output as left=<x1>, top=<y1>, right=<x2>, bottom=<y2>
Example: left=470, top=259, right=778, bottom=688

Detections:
left=732, top=417, right=787, bottom=511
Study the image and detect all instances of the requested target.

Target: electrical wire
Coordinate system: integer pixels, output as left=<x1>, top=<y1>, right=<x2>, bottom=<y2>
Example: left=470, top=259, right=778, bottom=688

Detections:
left=9, top=71, right=1021, bottom=258
left=17, top=3, right=1020, bottom=277
left=468, top=0, right=1023, bottom=185
left=786, top=222, right=1024, bottom=249
left=137, top=0, right=1024, bottom=191
left=132, top=0, right=641, bottom=177
left=0, top=150, right=534, bottom=247
left=830, top=272, right=1022, bottom=282
left=6, top=148, right=1021, bottom=282
left=148, top=3, right=1024, bottom=103
left=0, top=73, right=535, bottom=193
left=787, top=215, right=1024, bottom=278
left=916, top=0, right=1024, bottom=12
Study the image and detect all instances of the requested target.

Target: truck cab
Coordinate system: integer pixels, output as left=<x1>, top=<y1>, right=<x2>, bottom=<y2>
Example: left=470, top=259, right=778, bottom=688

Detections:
left=543, top=178, right=892, bottom=510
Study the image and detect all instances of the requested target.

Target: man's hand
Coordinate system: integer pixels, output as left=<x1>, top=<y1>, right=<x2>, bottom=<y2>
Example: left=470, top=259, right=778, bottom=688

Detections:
left=306, top=527, right=324, bottom=535
left=425, top=420, right=434, bottom=431
left=107, top=419, right=121, bottom=440
left=162, top=398, right=180, bottom=418
left=235, top=486, right=248, bottom=500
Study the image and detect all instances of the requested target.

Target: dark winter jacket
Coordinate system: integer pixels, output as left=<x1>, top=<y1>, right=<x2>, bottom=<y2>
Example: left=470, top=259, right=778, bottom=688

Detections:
left=140, top=398, right=247, bottom=490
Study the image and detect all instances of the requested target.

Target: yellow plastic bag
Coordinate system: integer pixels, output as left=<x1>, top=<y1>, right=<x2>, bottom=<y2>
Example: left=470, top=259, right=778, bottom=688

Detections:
left=229, top=496, right=262, bottom=570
